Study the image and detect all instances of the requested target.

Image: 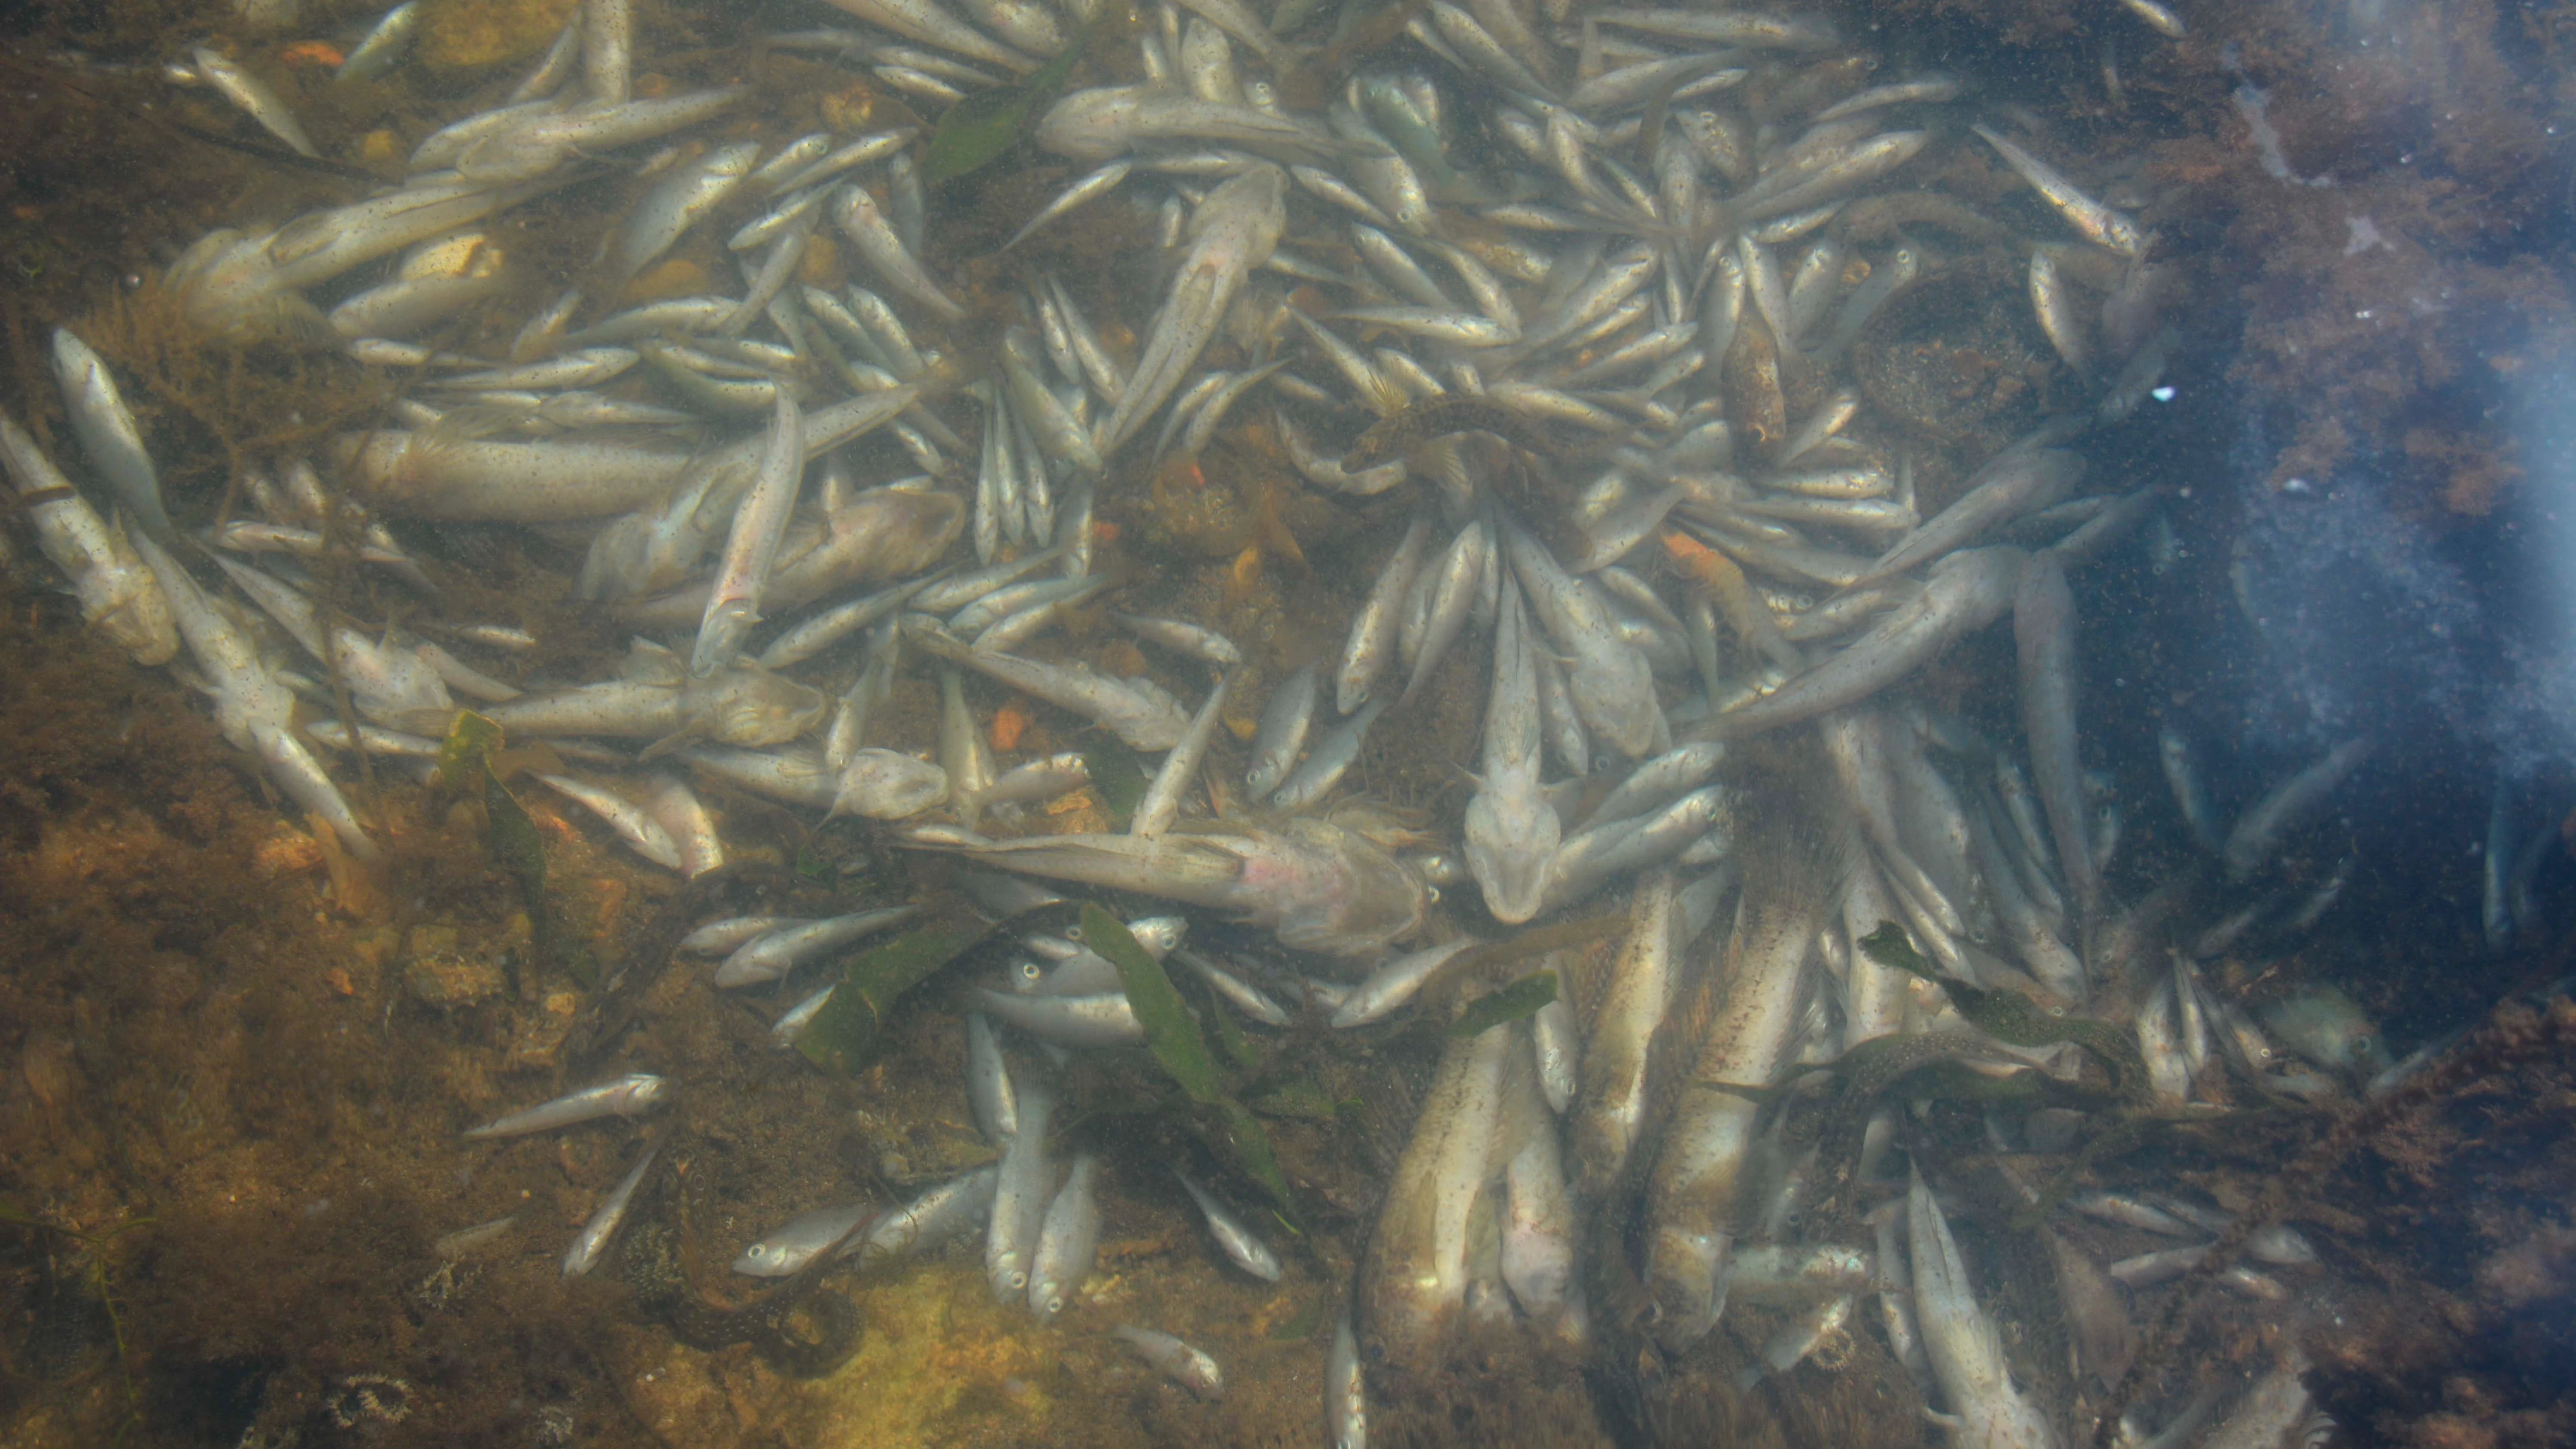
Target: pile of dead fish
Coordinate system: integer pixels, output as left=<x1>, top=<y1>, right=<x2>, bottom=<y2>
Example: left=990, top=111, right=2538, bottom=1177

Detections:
left=2, top=0, right=2427, bottom=1439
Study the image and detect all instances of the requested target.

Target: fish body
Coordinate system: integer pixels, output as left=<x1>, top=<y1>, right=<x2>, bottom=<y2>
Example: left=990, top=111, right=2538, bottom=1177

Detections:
left=1030, top=1151, right=1105, bottom=1320
left=464, top=1072, right=670, bottom=1138
left=1112, top=1324, right=1226, bottom=1397
left=735, top=1203, right=874, bottom=1276
left=986, top=1079, right=1057, bottom=1298
left=1908, top=1170, right=2061, bottom=1448
left=564, top=1147, right=659, bottom=1277
left=1176, top=1172, right=1281, bottom=1280
left=51, top=329, right=173, bottom=541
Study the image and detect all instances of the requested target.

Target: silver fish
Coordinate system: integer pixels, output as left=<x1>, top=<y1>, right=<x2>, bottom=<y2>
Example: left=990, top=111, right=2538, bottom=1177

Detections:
left=1176, top=1171, right=1280, bottom=1280
left=191, top=46, right=320, bottom=157
left=1030, top=1150, right=1105, bottom=1321
left=50, top=329, right=173, bottom=541
left=1112, top=1324, right=1225, bottom=1398
left=734, top=1203, right=873, bottom=1276
left=464, top=1073, right=669, bottom=1139
left=563, top=1146, right=659, bottom=1277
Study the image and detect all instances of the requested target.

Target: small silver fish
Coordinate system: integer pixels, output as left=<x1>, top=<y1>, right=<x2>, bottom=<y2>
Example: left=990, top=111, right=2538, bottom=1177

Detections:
left=1112, top=1324, right=1225, bottom=1398
left=191, top=46, right=320, bottom=158
left=563, top=1146, right=659, bottom=1277
left=1030, top=1151, right=1105, bottom=1321
left=1175, top=1171, right=1281, bottom=1280
left=733, top=1203, right=874, bottom=1276
left=463, top=1073, right=669, bottom=1139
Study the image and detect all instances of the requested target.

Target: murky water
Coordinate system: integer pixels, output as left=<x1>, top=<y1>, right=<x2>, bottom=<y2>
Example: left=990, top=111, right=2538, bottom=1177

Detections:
left=3, top=0, right=2575, bottom=1446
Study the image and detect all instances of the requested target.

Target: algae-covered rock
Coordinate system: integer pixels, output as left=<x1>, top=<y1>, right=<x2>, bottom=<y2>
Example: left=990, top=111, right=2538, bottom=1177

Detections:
left=404, top=924, right=507, bottom=1005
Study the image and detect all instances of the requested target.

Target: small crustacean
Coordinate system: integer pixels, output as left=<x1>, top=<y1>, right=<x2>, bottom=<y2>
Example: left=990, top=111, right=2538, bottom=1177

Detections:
left=905, top=811, right=1429, bottom=957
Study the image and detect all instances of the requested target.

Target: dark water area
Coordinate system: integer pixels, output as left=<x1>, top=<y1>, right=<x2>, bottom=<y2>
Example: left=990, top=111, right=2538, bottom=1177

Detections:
left=3, top=0, right=2575, bottom=1446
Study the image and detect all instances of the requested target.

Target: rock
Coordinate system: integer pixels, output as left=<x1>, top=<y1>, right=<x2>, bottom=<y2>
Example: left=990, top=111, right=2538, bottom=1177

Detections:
left=418, top=0, right=579, bottom=72
left=404, top=943, right=505, bottom=1000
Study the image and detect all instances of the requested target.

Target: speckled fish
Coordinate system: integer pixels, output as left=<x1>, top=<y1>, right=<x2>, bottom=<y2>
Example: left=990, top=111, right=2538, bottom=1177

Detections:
left=1972, top=123, right=2145, bottom=259
left=536, top=773, right=684, bottom=870
left=610, top=140, right=761, bottom=284
left=1358, top=1020, right=1519, bottom=1366
left=1112, top=1324, right=1225, bottom=1398
left=1038, top=87, right=1335, bottom=167
left=833, top=183, right=968, bottom=323
left=2014, top=551, right=2096, bottom=930
left=465, top=1072, right=670, bottom=1139
left=456, top=88, right=748, bottom=184
left=1501, top=514, right=1659, bottom=758
left=336, top=2, right=422, bottom=85
left=821, top=0, right=1039, bottom=70
left=1646, top=832, right=1842, bottom=1350
left=691, top=390, right=805, bottom=676
left=1498, top=1074, right=1578, bottom=1322
left=1400, top=518, right=1490, bottom=706
left=1814, top=74, right=1961, bottom=122
left=1572, top=867, right=1675, bottom=1194
left=1117, top=613, right=1242, bottom=667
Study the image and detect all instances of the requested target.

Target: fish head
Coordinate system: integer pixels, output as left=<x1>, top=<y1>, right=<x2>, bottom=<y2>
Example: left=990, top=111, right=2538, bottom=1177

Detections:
left=1464, top=785, right=1558, bottom=925
left=688, top=666, right=828, bottom=747
left=831, top=749, right=951, bottom=820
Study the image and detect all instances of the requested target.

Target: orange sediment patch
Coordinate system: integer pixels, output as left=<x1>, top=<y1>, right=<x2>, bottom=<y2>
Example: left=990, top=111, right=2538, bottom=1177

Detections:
left=1226, top=542, right=1264, bottom=604
left=990, top=699, right=1032, bottom=752
left=1662, top=529, right=1790, bottom=662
